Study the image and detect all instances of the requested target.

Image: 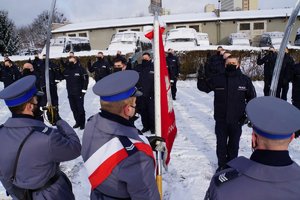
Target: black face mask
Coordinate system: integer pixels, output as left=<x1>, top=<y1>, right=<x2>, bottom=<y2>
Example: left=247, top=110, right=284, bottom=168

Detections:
left=114, top=68, right=122, bottom=72
left=97, top=57, right=103, bottom=61
left=23, top=69, right=32, bottom=75
left=68, top=61, right=75, bottom=67
left=32, top=104, right=43, bottom=119
left=142, top=59, right=149, bottom=64
left=168, top=53, right=173, bottom=57
left=217, top=51, right=221, bottom=55
left=225, top=64, right=237, bottom=72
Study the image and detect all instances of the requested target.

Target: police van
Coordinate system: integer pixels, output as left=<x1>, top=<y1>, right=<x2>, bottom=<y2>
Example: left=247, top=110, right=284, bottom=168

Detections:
left=228, top=32, right=250, bottom=46
left=107, top=31, right=152, bottom=54
left=165, top=28, right=198, bottom=50
left=294, top=28, right=300, bottom=46
left=41, top=36, right=91, bottom=55
left=259, top=32, right=284, bottom=47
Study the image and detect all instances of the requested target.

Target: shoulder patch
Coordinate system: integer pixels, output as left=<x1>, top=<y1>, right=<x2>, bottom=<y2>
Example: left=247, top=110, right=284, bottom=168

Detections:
left=33, top=127, right=52, bottom=135
left=214, top=169, right=240, bottom=187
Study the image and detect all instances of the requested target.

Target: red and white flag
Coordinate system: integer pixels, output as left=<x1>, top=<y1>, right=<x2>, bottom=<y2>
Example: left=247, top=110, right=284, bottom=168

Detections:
left=145, top=25, right=177, bottom=165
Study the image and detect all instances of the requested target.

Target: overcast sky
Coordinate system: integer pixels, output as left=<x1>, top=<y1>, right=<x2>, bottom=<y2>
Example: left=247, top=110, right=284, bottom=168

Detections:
left=1, top=0, right=298, bottom=27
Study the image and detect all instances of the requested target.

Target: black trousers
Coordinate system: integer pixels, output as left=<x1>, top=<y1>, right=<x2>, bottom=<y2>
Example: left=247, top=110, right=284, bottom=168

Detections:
left=68, top=95, right=85, bottom=126
left=293, top=101, right=300, bottom=110
left=276, top=82, right=289, bottom=101
left=215, top=121, right=242, bottom=168
left=137, top=96, right=154, bottom=131
left=170, top=78, right=177, bottom=99
left=263, top=77, right=271, bottom=96
left=39, top=85, right=59, bottom=107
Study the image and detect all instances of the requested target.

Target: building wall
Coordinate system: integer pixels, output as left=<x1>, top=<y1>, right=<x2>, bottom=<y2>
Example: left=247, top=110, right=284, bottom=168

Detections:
left=249, top=0, right=258, bottom=10
left=221, top=0, right=234, bottom=11
left=52, top=17, right=300, bottom=48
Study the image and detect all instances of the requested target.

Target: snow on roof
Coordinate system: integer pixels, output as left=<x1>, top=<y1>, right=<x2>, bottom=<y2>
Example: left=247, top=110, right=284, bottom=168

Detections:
left=53, top=8, right=295, bottom=33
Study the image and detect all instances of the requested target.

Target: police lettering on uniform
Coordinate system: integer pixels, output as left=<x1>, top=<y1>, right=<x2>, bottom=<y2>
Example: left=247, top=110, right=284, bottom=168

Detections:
left=0, top=59, right=21, bottom=88
left=205, top=96, right=300, bottom=200
left=63, top=55, right=89, bottom=130
left=166, top=48, right=180, bottom=100
left=0, top=75, right=81, bottom=200
left=135, top=52, right=155, bottom=133
left=88, top=52, right=111, bottom=82
left=198, top=55, right=256, bottom=171
left=81, top=70, right=161, bottom=200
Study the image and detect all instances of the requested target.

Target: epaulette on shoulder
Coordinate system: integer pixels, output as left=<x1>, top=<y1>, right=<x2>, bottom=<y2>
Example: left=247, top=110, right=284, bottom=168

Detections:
left=87, top=115, right=94, bottom=122
left=34, top=127, right=52, bottom=135
left=214, top=169, right=240, bottom=187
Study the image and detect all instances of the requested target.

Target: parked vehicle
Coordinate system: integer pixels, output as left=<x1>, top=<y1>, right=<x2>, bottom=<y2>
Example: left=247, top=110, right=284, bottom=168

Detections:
left=165, top=28, right=198, bottom=50
left=41, top=36, right=91, bottom=55
left=259, top=32, right=284, bottom=47
left=294, top=28, right=300, bottom=46
left=107, top=31, right=152, bottom=54
left=228, top=32, right=250, bottom=46
left=196, top=33, right=210, bottom=46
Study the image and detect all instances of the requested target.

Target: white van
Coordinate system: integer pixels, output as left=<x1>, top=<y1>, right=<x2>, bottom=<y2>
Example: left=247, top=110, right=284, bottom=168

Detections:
left=294, top=28, right=300, bottom=46
left=107, top=31, right=152, bottom=54
left=228, top=32, right=250, bottom=46
left=259, top=32, right=284, bottom=47
left=196, top=33, right=210, bottom=46
left=165, top=28, right=198, bottom=50
left=42, top=36, right=91, bottom=55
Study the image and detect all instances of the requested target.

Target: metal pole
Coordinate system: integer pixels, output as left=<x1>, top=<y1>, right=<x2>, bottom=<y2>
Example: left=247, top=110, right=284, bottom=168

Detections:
left=45, top=0, right=57, bottom=106
left=270, top=0, right=300, bottom=96
left=153, top=12, right=163, bottom=199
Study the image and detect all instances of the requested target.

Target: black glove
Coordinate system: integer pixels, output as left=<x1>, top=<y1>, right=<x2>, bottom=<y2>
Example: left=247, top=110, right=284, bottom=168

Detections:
left=295, top=130, right=300, bottom=138
left=239, top=114, right=249, bottom=126
left=46, top=106, right=61, bottom=126
left=147, top=136, right=166, bottom=152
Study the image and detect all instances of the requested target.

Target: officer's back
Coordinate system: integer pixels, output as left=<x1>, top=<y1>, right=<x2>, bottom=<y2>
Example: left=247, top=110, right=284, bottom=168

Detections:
left=0, top=75, right=81, bottom=200
left=205, top=96, right=300, bottom=200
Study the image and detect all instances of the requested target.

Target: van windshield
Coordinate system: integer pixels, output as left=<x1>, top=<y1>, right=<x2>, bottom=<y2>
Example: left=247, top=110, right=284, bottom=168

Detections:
left=111, top=33, right=136, bottom=43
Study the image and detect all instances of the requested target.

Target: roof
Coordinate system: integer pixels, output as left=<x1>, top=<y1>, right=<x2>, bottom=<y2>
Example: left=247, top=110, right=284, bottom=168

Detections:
left=52, top=8, right=295, bottom=33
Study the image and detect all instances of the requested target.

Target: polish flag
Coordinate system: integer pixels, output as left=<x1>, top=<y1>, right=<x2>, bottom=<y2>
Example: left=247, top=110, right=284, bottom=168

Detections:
left=145, top=25, right=177, bottom=165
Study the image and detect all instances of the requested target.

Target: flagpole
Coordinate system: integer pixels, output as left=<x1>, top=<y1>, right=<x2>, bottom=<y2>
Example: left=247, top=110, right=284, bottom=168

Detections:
left=270, top=0, right=300, bottom=96
left=153, top=11, right=163, bottom=199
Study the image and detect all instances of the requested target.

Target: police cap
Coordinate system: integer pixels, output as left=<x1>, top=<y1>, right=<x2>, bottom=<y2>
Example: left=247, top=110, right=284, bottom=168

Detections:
left=93, top=70, right=142, bottom=102
left=246, top=96, right=300, bottom=140
left=0, top=75, right=43, bottom=107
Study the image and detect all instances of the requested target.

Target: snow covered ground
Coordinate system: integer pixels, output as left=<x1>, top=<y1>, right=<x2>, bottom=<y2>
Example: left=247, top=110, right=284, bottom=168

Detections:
left=1, top=79, right=300, bottom=200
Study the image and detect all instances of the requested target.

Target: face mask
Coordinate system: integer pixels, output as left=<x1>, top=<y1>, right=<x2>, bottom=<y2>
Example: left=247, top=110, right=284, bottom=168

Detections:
left=142, top=59, right=149, bottom=64
left=69, top=61, right=75, bottom=66
left=114, top=68, right=122, bottom=72
left=217, top=51, right=221, bottom=55
left=23, top=69, right=31, bottom=75
left=225, top=64, right=237, bottom=72
left=32, top=104, right=43, bottom=119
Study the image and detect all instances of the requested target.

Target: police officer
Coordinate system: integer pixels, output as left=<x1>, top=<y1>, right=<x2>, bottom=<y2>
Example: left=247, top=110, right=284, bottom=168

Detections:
left=0, top=59, right=21, bottom=88
left=0, top=75, right=81, bottom=200
left=81, top=70, right=161, bottom=200
left=204, top=46, right=226, bottom=78
left=205, top=96, right=300, bottom=200
left=31, top=51, right=43, bottom=77
left=63, top=56, right=89, bottom=130
left=135, top=52, right=155, bottom=133
left=291, top=61, right=300, bottom=110
left=166, top=48, right=180, bottom=100
left=39, top=54, right=63, bottom=108
left=257, top=46, right=277, bottom=96
left=198, top=55, right=256, bottom=171
left=112, top=57, right=127, bottom=72
left=88, top=52, right=111, bottom=82
left=276, top=47, right=294, bottom=100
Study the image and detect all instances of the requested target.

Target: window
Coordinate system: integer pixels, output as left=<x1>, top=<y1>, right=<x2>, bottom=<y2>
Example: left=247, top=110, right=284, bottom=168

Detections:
left=240, top=23, right=250, bottom=30
left=189, top=25, right=200, bottom=32
left=175, top=25, right=187, bottom=29
left=68, top=34, right=76, bottom=37
left=118, top=29, right=128, bottom=32
left=131, top=28, right=141, bottom=32
left=254, top=22, right=264, bottom=30
left=79, top=32, right=88, bottom=37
